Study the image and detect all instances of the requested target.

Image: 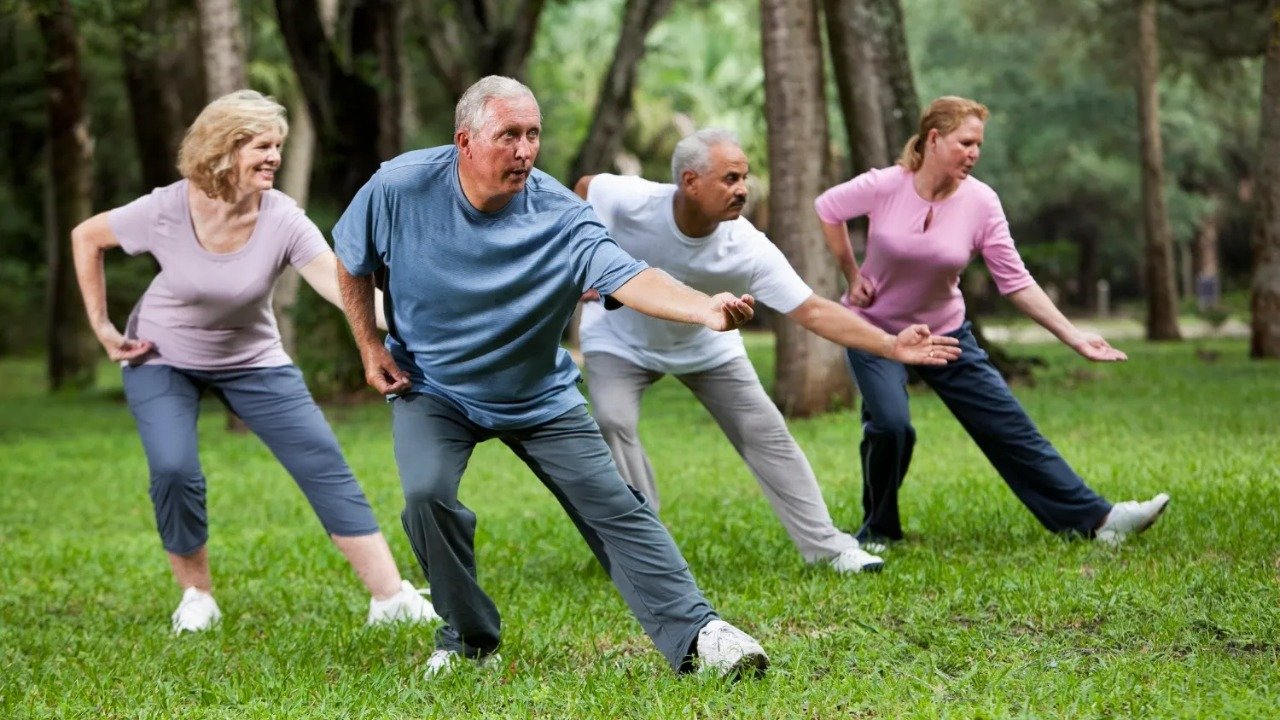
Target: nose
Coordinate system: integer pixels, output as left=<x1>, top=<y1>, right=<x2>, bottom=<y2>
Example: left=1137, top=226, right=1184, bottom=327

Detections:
left=514, top=135, right=535, bottom=161
left=267, top=146, right=281, bottom=164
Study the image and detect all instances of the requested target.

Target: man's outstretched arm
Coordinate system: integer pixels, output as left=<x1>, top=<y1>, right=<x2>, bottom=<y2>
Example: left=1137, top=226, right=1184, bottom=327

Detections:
left=608, top=268, right=755, bottom=331
left=787, top=294, right=961, bottom=366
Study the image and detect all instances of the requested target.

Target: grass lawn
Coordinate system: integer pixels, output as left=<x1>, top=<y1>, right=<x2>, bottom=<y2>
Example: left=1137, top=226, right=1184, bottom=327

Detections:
left=2, top=336, right=1277, bottom=718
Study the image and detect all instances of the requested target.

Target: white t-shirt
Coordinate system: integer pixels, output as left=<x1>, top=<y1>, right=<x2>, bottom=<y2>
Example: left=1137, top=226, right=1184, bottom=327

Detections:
left=581, top=174, right=814, bottom=374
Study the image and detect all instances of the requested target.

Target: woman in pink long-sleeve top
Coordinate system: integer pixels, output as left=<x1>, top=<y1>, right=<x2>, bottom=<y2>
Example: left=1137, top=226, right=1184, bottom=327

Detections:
left=814, top=96, right=1169, bottom=547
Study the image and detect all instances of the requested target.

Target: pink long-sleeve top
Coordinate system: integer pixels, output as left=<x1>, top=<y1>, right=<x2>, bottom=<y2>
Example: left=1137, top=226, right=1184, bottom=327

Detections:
left=814, top=164, right=1035, bottom=335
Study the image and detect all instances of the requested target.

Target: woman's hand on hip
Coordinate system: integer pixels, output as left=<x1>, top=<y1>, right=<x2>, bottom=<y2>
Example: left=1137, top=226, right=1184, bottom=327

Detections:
left=95, top=323, right=153, bottom=362
left=843, top=274, right=876, bottom=308
left=889, top=324, right=962, bottom=366
left=1068, top=332, right=1128, bottom=362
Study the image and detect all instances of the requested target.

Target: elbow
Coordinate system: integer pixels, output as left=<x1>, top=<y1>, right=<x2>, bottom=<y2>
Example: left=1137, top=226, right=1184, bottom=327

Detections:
left=573, top=175, right=594, bottom=200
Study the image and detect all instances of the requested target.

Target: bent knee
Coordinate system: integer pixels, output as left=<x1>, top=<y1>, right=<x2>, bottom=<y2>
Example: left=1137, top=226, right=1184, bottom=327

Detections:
left=401, top=472, right=458, bottom=510
left=592, top=407, right=640, bottom=440
left=864, top=415, right=914, bottom=440
left=147, top=459, right=203, bottom=496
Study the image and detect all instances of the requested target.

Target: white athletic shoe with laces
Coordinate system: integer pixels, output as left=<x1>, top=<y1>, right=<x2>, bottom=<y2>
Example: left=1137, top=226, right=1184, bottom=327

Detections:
left=422, top=649, right=502, bottom=679
left=829, top=545, right=886, bottom=573
left=367, top=580, right=441, bottom=626
left=696, top=620, right=769, bottom=678
left=171, top=587, right=221, bottom=635
left=1096, top=493, right=1170, bottom=546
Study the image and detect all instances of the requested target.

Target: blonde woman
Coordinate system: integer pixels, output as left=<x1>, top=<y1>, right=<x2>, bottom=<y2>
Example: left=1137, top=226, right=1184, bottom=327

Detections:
left=816, top=96, right=1169, bottom=548
left=71, top=90, right=438, bottom=633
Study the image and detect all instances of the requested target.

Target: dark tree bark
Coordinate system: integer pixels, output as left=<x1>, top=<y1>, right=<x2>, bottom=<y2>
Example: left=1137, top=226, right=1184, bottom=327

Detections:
left=38, top=0, right=97, bottom=391
left=118, top=0, right=193, bottom=189
left=1136, top=0, right=1183, bottom=340
left=567, top=0, right=676, bottom=183
left=762, top=0, right=852, bottom=416
left=196, top=0, right=247, bottom=98
left=274, top=0, right=403, bottom=395
left=276, top=0, right=402, bottom=204
left=824, top=0, right=917, bottom=174
left=411, top=0, right=548, bottom=105
left=1251, top=1, right=1280, bottom=358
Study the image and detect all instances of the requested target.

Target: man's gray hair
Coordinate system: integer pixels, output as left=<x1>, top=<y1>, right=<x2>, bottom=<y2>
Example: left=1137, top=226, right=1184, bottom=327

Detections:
left=454, top=75, right=539, bottom=134
left=670, top=128, right=740, bottom=184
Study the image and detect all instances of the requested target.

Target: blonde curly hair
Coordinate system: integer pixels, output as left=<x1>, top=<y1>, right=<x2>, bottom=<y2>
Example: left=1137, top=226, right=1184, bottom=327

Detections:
left=177, top=90, right=289, bottom=202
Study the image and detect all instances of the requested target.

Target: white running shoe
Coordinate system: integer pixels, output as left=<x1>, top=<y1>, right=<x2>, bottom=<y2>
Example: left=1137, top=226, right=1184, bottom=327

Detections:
left=422, top=649, right=501, bottom=679
left=171, top=587, right=221, bottom=635
left=367, top=580, right=442, bottom=626
left=829, top=546, right=886, bottom=574
left=696, top=620, right=769, bottom=678
left=1096, top=493, right=1170, bottom=546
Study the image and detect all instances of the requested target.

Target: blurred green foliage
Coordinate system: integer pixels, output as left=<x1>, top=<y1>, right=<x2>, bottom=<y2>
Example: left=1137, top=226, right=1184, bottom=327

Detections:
left=1, top=0, right=1265, bottom=395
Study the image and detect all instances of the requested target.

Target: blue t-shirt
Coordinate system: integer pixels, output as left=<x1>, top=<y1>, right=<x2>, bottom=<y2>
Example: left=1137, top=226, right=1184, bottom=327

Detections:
left=333, top=145, right=648, bottom=430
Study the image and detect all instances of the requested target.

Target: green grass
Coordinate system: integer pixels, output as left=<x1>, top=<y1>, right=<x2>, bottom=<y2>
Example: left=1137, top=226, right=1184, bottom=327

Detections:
left=2, top=337, right=1278, bottom=718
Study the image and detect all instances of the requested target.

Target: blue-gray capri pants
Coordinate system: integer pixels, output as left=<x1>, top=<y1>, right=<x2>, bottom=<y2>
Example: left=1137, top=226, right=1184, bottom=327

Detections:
left=122, top=363, right=380, bottom=555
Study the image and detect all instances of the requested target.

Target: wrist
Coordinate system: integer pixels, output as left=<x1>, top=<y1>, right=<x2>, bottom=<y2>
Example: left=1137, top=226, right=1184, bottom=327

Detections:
left=880, top=333, right=896, bottom=359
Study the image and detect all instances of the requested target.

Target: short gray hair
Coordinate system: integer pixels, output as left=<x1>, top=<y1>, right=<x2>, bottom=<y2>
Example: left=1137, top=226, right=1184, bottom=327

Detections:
left=670, top=128, right=740, bottom=184
left=454, top=75, right=539, bottom=134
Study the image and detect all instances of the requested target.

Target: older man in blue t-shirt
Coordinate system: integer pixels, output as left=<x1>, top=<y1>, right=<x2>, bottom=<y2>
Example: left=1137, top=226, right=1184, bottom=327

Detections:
left=333, top=76, right=768, bottom=679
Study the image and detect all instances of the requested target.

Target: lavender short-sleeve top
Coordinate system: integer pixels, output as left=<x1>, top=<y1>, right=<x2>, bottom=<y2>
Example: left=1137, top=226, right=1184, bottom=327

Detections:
left=109, top=180, right=329, bottom=370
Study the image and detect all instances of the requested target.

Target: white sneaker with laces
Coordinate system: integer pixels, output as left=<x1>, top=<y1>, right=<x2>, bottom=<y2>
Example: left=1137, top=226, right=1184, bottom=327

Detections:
left=1096, top=493, right=1170, bottom=546
left=696, top=620, right=769, bottom=678
left=829, top=546, right=885, bottom=573
left=367, top=580, right=442, bottom=626
left=171, top=587, right=221, bottom=635
left=422, top=649, right=501, bottom=679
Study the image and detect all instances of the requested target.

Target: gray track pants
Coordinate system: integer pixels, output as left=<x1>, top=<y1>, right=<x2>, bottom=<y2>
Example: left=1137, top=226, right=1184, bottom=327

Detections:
left=390, top=393, right=717, bottom=672
left=584, top=352, right=857, bottom=563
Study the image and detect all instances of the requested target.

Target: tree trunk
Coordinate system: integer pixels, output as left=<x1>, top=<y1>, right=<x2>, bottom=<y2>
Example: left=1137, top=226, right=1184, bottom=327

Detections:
left=761, top=0, right=852, bottom=416
left=825, top=0, right=891, bottom=173
left=119, top=0, right=188, bottom=189
left=824, top=0, right=917, bottom=174
left=568, top=0, right=676, bottom=183
left=1136, top=0, right=1182, bottom=340
left=275, top=0, right=403, bottom=395
left=413, top=0, right=549, bottom=105
left=276, top=0, right=401, bottom=203
left=1251, top=1, right=1280, bottom=358
left=38, top=0, right=97, bottom=391
left=272, top=0, right=333, bottom=360
left=196, top=0, right=247, bottom=98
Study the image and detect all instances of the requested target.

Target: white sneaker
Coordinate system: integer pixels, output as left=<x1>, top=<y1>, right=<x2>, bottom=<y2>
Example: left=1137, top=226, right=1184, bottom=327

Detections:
left=696, top=620, right=769, bottom=678
left=1096, top=493, right=1170, bottom=546
left=367, top=580, right=442, bottom=626
left=422, top=649, right=501, bottom=679
left=829, top=546, right=885, bottom=573
left=171, top=587, right=221, bottom=634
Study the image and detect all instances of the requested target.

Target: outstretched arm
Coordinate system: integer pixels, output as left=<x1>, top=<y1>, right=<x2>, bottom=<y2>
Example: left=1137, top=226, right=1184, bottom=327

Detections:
left=297, top=250, right=388, bottom=331
left=1007, top=283, right=1127, bottom=362
left=70, top=213, right=153, bottom=362
left=787, top=294, right=960, bottom=366
left=335, top=259, right=411, bottom=393
left=607, top=268, right=755, bottom=331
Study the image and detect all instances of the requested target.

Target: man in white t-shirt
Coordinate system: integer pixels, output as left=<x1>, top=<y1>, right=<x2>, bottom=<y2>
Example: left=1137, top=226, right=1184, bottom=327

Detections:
left=574, top=128, right=961, bottom=573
